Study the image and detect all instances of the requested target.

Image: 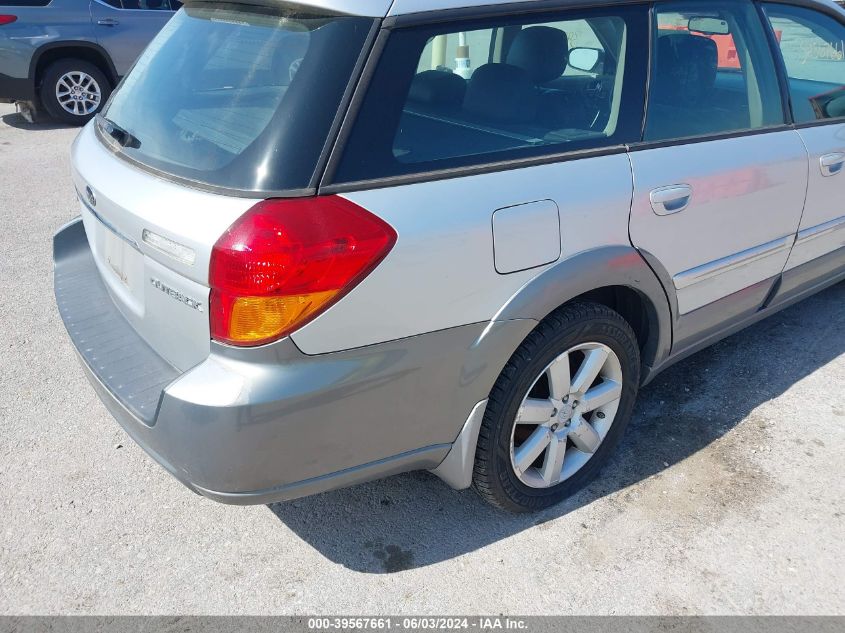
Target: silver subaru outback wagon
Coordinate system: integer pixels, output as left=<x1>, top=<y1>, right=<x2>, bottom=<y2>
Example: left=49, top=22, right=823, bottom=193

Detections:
left=54, top=0, right=845, bottom=512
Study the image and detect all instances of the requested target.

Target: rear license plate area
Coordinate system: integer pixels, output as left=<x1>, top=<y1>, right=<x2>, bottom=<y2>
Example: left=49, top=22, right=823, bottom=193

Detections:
left=90, top=213, right=146, bottom=313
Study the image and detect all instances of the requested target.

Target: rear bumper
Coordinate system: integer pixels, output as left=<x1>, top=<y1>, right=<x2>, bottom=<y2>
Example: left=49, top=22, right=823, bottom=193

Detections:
left=0, top=73, right=35, bottom=103
left=53, top=218, right=533, bottom=504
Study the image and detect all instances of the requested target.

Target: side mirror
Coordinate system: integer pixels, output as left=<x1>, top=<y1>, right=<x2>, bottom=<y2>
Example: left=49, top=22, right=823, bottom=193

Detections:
left=568, top=47, right=604, bottom=73
left=688, top=16, right=730, bottom=36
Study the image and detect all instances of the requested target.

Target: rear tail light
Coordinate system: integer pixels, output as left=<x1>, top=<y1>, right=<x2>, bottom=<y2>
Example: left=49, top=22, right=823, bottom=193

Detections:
left=0, top=15, right=17, bottom=25
left=209, top=195, right=397, bottom=347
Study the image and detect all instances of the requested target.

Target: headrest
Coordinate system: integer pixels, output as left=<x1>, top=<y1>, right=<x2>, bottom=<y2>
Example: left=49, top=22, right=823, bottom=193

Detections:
left=408, top=70, right=467, bottom=107
left=463, top=63, right=537, bottom=123
left=506, top=26, right=569, bottom=84
left=653, top=33, right=718, bottom=105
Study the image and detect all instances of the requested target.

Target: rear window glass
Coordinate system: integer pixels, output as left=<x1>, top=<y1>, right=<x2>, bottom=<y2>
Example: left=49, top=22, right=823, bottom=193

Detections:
left=332, top=6, right=648, bottom=184
left=100, top=2, right=374, bottom=193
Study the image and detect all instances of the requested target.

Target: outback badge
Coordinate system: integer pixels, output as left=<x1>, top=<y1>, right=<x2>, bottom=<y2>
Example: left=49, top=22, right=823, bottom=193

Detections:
left=150, top=277, right=203, bottom=312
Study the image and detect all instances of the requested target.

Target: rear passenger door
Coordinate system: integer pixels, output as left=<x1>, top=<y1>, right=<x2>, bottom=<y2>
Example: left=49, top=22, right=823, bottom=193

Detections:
left=627, top=0, right=808, bottom=347
left=761, top=3, right=845, bottom=287
left=91, top=0, right=177, bottom=77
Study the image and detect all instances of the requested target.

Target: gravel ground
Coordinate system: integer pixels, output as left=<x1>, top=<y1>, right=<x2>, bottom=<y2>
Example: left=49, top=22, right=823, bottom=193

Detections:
left=0, top=102, right=843, bottom=615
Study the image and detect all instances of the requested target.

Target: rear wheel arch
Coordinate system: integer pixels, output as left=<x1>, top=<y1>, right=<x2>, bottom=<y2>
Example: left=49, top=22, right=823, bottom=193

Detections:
left=569, top=285, right=658, bottom=379
left=492, top=246, right=674, bottom=382
left=32, top=42, right=118, bottom=90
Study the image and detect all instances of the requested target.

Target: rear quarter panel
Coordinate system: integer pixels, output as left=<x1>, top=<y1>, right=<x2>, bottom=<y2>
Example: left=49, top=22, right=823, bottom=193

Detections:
left=292, top=154, right=636, bottom=354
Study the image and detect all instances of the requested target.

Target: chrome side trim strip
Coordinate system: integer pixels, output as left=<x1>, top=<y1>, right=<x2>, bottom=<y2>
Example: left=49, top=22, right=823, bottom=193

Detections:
left=75, top=188, right=142, bottom=252
left=673, top=235, right=793, bottom=290
left=795, top=214, right=845, bottom=244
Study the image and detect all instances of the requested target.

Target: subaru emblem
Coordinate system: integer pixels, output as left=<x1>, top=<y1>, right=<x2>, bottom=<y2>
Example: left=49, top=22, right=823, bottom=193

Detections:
left=85, top=186, right=96, bottom=208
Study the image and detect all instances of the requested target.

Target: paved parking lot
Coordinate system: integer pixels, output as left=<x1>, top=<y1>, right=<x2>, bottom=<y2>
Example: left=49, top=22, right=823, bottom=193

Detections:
left=0, top=102, right=843, bottom=615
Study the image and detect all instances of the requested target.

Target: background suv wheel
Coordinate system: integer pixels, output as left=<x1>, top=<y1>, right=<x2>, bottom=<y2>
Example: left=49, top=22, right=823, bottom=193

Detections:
left=40, top=59, right=111, bottom=126
left=472, top=302, right=641, bottom=512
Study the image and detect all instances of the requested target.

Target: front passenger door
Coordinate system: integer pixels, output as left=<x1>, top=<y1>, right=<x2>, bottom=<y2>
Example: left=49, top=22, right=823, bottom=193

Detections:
left=761, top=3, right=845, bottom=291
left=628, top=0, right=807, bottom=349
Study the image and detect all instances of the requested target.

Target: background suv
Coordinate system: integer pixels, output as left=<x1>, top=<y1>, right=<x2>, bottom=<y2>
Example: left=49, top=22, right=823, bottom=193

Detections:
left=0, top=0, right=179, bottom=124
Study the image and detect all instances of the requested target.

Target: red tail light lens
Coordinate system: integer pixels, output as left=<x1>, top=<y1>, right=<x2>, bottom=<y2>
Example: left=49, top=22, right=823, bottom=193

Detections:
left=209, top=195, right=397, bottom=347
left=0, top=15, right=17, bottom=25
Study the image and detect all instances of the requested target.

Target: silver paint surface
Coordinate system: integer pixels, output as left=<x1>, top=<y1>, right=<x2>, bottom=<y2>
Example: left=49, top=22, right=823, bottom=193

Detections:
left=629, top=131, right=809, bottom=314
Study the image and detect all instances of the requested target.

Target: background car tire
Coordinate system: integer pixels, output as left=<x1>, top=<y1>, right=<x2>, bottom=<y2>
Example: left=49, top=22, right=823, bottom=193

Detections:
left=472, top=301, right=641, bottom=512
left=39, top=59, right=111, bottom=126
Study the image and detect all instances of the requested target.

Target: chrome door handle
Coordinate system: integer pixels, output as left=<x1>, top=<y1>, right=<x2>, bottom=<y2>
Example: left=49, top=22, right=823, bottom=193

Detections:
left=97, top=18, right=119, bottom=26
left=820, top=152, right=845, bottom=177
left=649, top=184, right=693, bottom=216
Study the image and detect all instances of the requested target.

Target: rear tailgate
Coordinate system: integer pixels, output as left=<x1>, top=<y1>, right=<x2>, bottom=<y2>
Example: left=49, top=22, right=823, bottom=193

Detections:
left=67, top=1, right=378, bottom=370
left=71, top=124, right=254, bottom=371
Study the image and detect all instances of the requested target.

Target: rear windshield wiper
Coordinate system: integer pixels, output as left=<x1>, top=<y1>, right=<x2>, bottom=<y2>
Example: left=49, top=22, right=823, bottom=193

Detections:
left=98, top=115, right=141, bottom=149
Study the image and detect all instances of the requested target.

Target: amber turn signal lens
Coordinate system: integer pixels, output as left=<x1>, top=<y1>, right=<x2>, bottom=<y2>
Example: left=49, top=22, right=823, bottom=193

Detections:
left=225, top=292, right=337, bottom=345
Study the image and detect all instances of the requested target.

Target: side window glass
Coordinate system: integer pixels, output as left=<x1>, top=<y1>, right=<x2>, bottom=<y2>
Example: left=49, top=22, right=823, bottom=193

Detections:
left=121, top=0, right=172, bottom=10
left=100, top=0, right=121, bottom=7
left=334, top=6, right=648, bottom=183
left=762, top=4, right=845, bottom=123
left=644, top=0, right=784, bottom=142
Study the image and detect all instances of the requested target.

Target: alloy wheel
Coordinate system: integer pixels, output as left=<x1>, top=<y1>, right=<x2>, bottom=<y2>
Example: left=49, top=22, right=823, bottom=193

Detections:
left=509, top=342, right=624, bottom=489
left=55, top=71, right=102, bottom=117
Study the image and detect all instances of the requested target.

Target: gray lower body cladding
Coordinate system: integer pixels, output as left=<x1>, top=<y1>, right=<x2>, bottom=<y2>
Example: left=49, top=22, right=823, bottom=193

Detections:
left=53, top=218, right=536, bottom=504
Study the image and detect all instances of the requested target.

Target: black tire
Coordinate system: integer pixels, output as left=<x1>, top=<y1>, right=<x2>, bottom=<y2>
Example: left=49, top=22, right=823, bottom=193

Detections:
left=39, top=59, right=111, bottom=126
left=472, top=301, right=641, bottom=512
